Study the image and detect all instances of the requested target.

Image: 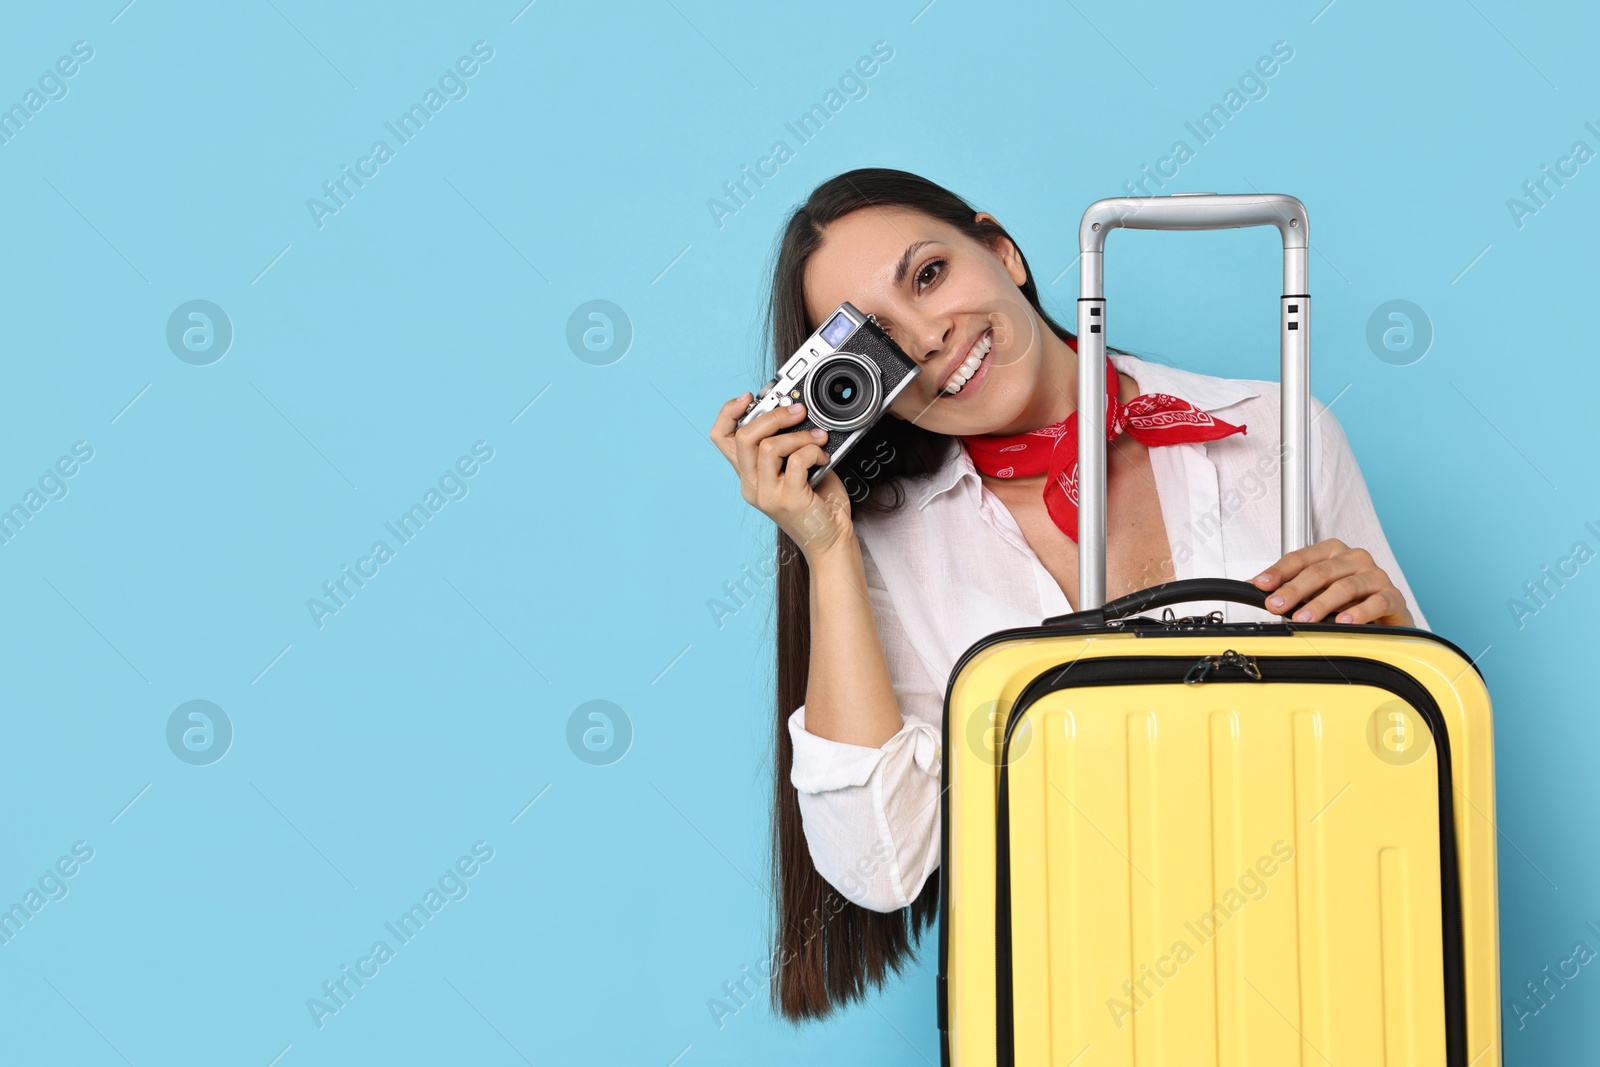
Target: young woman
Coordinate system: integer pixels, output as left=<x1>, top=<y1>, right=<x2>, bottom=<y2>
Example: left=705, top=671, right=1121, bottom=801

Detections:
left=708, top=169, right=1428, bottom=1022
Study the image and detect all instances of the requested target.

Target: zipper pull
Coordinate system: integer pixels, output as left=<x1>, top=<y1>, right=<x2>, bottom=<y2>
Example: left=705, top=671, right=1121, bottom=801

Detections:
left=1184, top=655, right=1219, bottom=685
left=1183, top=649, right=1261, bottom=685
left=1219, top=649, right=1262, bottom=680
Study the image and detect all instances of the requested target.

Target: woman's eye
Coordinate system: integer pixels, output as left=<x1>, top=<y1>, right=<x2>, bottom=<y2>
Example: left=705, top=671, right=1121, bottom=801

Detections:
left=914, top=258, right=945, bottom=293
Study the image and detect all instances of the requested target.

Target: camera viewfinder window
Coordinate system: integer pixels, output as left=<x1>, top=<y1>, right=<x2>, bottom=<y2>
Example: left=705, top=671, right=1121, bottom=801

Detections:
left=820, top=312, right=854, bottom=348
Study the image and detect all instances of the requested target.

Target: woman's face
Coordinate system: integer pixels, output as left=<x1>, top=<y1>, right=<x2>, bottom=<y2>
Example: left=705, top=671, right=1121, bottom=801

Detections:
left=802, top=206, right=1051, bottom=436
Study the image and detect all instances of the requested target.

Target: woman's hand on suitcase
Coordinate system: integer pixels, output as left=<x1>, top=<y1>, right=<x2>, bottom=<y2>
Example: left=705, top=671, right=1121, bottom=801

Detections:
left=711, top=394, right=855, bottom=562
left=1252, top=538, right=1416, bottom=627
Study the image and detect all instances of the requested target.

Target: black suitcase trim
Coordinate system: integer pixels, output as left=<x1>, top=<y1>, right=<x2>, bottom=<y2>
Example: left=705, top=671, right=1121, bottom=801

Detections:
left=936, top=616, right=1483, bottom=1067
left=986, top=654, right=1467, bottom=1067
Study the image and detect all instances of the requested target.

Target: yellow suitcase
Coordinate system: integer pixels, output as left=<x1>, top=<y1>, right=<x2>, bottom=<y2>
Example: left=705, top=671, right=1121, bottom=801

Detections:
left=936, top=194, right=1501, bottom=1066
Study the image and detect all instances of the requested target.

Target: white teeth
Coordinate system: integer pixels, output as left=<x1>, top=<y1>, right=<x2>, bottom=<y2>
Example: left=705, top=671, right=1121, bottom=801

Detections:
left=943, top=331, right=993, bottom=395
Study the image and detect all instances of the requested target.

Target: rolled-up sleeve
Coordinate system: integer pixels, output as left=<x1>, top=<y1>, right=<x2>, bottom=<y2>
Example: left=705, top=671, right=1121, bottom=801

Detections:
left=785, top=539, right=944, bottom=913
left=1311, top=397, right=1430, bottom=631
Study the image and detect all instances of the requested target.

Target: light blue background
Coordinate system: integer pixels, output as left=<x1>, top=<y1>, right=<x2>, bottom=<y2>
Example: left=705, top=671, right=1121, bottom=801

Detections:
left=0, top=0, right=1594, bottom=1063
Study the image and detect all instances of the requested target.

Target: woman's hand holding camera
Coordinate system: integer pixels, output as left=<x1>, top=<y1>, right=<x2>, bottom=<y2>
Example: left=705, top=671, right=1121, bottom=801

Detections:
left=711, top=392, right=905, bottom=755
left=711, top=394, right=856, bottom=563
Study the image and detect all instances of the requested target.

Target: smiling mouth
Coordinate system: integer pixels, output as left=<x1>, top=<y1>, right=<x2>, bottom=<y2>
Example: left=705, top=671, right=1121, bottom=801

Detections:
left=940, top=328, right=993, bottom=396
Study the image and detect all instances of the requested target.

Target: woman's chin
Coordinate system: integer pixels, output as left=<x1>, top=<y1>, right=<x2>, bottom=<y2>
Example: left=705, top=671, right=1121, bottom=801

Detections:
left=935, top=392, right=1027, bottom=437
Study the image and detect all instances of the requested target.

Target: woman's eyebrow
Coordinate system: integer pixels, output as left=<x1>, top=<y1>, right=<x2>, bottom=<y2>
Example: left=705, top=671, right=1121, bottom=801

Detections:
left=893, top=240, right=937, bottom=286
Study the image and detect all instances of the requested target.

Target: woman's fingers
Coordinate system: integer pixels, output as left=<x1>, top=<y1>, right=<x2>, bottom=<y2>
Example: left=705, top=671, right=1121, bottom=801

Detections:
left=1332, top=590, right=1405, bottom=626
left=1288, top=570, right=1379, bottom=622
left=1272, top=557, right=1353, bottom=619
left=736, top=402, right=808, bottom=488
left=757, top=423, right=826, bottom=500
left=1256, top=539, right=1349, bottom=616
left=778, top=442, right=829, bottom=498
left=708, top=392, right=753, bottom=464
left=712, top=391, right=857, bottom=563
left=1253, top=539, right=1343, bottom=591
left=780, top=445, right=851, bottom=558
left=1254, top=538, right=1415, bottom=625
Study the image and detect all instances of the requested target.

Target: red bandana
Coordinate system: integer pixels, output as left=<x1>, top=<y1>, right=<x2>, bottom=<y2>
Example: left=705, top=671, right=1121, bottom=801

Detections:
left=957, top=337, right=1248, bottom=543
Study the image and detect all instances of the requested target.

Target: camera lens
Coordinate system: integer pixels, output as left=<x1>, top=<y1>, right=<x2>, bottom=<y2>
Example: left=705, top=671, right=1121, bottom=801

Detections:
left=805, top=353, right=881, bottom=431
left=828, top=375, right=857, bottom=406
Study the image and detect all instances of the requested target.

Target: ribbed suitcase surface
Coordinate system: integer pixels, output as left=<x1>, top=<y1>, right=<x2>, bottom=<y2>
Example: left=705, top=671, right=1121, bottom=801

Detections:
left=938, top=625, right=1501, bottom=1067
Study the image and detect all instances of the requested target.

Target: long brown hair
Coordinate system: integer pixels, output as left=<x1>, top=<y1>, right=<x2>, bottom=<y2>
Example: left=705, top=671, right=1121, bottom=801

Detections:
left=763, top=168, right=1088, bottom=1021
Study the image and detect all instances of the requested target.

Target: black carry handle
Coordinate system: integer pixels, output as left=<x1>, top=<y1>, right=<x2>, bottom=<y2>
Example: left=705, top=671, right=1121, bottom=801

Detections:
left=1041, top=577, right=1289, bottom=628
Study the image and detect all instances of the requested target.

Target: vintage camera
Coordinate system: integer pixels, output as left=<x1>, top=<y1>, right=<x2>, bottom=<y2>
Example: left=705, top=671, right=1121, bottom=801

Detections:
left=737, top=302, right=921, bottom=488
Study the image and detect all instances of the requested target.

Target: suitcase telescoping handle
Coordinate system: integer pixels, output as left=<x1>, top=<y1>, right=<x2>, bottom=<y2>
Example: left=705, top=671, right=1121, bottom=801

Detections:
left=1074, top=192, right=1311, bottom=611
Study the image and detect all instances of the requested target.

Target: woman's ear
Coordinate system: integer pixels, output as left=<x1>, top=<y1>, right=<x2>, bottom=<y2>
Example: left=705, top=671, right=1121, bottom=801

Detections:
left=974, top=212, right=1028, bottom=287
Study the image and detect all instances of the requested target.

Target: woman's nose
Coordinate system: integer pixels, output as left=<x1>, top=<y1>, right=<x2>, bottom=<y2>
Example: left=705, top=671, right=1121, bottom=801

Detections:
left=907, top=322, right=951, bottom=364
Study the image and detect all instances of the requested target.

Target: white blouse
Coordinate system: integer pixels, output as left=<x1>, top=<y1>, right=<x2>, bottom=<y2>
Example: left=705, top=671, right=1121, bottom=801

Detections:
left=786, top=350, right=1431, bottom=913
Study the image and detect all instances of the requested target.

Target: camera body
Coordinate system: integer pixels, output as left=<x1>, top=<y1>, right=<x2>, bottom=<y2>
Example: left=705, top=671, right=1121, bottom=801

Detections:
left=737, top=302, right=921, bottom=488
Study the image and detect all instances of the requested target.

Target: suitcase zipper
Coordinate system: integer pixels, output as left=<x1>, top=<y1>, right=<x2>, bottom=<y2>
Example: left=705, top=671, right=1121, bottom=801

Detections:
left=1182, top=648, right=1262, bottom=684
left=984, top=655, right=1469, bottom=1067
